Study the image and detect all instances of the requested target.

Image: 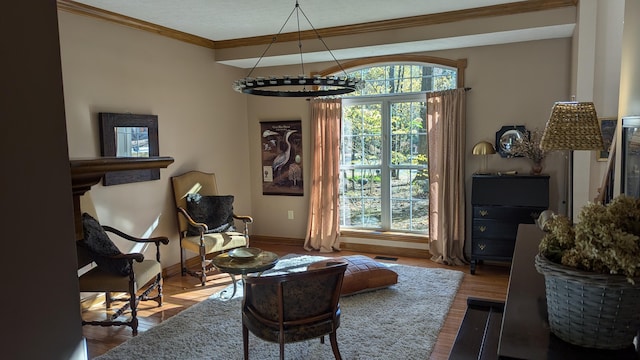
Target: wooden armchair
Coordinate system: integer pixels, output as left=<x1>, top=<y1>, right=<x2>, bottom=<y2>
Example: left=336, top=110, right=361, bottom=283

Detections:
left=171, top=170, right=253, bottom=285
left=242, top=262, right=348, bottom=360
left=78, top=212, right=168, bottom=335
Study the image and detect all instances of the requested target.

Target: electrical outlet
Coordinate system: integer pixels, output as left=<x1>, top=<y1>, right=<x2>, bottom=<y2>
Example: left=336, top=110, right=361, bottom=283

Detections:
left=287, top=210, right=294, bottom=220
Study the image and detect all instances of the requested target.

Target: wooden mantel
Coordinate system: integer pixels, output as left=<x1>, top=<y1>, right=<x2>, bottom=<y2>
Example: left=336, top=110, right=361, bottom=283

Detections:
left=69, top=156, right=174, bottom=240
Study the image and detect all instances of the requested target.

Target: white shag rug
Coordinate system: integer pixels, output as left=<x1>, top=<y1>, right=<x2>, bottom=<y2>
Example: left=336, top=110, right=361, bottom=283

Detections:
left=96, top=255, right=464, bottom=360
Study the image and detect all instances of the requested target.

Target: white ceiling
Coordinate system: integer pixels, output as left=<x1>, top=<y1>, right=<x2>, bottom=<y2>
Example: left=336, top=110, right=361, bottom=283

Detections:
left=71, top=0, right=576, bottom=68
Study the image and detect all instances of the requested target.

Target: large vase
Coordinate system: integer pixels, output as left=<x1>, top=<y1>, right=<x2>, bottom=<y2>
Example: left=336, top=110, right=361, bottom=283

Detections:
left=534, top=254, right=640, bottom=350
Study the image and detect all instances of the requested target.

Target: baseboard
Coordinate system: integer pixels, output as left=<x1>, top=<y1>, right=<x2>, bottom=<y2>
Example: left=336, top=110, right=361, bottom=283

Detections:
left=340, top=242, right=430, bottom=258
left=251, top=235, right=431, bottom=258
left=250, top=235, right=304, bottom=247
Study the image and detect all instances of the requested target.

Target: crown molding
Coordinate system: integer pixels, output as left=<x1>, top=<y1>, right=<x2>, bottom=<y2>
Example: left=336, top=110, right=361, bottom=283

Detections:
left=57, top=0, right=215, bottom=48
left=57, top=0, right=576, bottom=50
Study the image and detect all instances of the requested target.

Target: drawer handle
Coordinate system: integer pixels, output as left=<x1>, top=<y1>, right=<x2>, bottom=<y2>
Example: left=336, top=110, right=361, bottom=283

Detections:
left=479, top=225, right=487, bottom=232
left=479, top=210, right=489, bottom=217
left=478, top=244, right=486, bottom=251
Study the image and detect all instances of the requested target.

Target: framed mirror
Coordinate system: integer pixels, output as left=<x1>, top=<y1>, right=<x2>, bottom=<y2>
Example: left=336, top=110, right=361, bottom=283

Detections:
left=99, top=112, right=160, bottom=185
left=495, top=125, right=527, bottom=158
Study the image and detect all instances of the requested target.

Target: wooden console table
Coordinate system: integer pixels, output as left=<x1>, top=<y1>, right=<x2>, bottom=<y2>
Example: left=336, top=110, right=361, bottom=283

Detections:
left=69, top=157, right=174, bottom=241
left=450, top=224, right=639, bottom=359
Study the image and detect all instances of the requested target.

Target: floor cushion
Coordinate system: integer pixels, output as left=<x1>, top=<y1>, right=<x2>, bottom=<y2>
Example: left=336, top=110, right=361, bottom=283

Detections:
left=307, top=255, right=398, bottom=296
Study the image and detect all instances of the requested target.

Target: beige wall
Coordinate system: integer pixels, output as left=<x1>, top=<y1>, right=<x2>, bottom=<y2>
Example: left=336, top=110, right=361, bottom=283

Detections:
left=59, top=9, right=573, bottom=260
left=59, top=11, right=251, bottom=268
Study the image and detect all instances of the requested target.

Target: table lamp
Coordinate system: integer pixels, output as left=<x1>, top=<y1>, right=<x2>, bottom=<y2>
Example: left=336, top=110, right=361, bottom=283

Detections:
left=472, top=141, right=496, bottom=174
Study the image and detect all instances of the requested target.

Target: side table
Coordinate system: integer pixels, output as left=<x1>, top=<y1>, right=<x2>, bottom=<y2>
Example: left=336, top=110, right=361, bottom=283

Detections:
left=212, top=248, right=278, bottom=300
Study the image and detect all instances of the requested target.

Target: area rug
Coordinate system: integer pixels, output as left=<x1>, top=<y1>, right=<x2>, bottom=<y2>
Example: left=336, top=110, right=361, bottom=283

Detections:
left=96, top=255, right=464, bottom=360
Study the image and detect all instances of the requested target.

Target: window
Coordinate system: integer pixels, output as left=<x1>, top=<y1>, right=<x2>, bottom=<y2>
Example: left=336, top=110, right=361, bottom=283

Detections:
left=338, top=63, right=457, bottom=234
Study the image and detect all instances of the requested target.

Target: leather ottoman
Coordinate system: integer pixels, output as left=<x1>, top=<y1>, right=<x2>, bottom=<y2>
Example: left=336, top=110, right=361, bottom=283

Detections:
left=307, top=255, right=398, bottom=296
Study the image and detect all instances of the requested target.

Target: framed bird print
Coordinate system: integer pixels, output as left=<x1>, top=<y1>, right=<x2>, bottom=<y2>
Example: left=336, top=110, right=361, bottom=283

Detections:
left=260, top=120, right=303, bottom=196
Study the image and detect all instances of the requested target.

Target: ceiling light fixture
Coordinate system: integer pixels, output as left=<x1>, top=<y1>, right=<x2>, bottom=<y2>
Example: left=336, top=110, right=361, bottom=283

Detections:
left=232, top=0, right=362, bottom=97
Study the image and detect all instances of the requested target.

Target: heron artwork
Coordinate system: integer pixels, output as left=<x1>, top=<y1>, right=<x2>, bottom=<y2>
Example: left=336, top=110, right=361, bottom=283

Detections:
left=272, top=129, right=297, bottom=178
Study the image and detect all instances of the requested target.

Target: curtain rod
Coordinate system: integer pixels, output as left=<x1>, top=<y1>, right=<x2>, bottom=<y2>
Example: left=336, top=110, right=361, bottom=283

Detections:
left=306, top=87, right=471, bottom=101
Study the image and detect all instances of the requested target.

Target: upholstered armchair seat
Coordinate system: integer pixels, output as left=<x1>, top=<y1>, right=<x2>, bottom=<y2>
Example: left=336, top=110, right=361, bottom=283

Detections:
left=180, top=231, right=247, bottom=254
left=79, top=259, right=162, bottom=292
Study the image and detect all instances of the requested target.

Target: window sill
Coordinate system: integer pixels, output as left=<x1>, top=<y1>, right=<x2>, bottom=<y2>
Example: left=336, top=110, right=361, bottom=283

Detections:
left=340, top=229, right=428, bottom=244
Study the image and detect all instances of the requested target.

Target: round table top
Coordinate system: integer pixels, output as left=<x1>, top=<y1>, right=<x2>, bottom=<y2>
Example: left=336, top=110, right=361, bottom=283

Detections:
left=212, top=248, right=279, bottom=275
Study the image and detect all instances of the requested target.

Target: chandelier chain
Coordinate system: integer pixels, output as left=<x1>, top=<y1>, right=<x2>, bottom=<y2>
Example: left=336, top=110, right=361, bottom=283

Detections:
left=233, top=0, right=362, bottom=97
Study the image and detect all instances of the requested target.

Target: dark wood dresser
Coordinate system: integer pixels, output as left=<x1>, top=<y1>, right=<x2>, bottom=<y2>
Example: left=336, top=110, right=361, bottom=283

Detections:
left=470, top=174, right=549, bottom=274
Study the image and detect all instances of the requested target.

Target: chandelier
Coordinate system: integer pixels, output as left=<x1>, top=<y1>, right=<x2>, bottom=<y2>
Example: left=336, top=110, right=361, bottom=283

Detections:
left=232, top=1, right=362, bottom=97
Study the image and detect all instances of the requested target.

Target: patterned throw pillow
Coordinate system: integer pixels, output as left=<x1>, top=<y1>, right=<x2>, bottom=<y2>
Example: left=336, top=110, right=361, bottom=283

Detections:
left=81, top=212, right=131, bottom=276
left=185, top=194, right=236, bottom=236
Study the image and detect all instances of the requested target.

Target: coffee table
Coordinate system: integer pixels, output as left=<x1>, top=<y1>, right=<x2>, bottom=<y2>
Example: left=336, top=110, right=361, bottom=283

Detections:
left=212, top=248, right=278, bottom=300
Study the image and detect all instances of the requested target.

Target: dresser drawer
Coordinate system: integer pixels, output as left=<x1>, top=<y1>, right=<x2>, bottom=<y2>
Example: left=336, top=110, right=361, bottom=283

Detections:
left=472, top=219, right=519, bottom=239
left=472, top=238, right=516, bottom=258
left=473, top=206, right=544, bottom=223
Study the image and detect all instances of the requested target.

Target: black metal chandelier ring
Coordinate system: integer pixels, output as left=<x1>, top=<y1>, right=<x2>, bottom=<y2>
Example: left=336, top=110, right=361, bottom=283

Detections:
left=233, top=75, right=360, bottom=97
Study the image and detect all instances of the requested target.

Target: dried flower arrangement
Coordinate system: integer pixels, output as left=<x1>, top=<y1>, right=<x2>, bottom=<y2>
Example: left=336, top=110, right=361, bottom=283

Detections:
left=511, top=128, right=546, bottom=163
left=539, top=194, right=640, bottom=283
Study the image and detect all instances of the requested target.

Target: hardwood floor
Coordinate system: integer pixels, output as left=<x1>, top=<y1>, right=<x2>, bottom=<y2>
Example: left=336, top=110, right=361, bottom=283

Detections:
left=82, top=242, right=510, bottom=359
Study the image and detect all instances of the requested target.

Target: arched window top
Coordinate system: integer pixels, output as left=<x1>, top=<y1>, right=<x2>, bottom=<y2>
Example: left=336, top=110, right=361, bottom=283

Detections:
left=319, top=55, right=466, bottom=97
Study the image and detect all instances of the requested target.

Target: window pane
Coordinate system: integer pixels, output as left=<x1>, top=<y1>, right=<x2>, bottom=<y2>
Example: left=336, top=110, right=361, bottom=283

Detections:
left=390, top=168, right=429, bottom=231
left=340, top=168, right=382, bottom=229
left=349, top=64, right=457, bottom=96
left=342, top=103, right=382, bottom=166
left=391, top=101, right=427, bottom=166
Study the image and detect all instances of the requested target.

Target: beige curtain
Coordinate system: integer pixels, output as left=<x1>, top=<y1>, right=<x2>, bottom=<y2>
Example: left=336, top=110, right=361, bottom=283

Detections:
left=427, top=88, right=467, bottom=265
left=304, top=98, right=342, bottom=252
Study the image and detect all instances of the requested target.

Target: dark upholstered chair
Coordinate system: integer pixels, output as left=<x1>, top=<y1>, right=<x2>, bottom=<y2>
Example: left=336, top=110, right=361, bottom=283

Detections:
left=171, top=170, right=253, bottom=285
left=242, top=262, right=348, bottom=360
left=77, top=210, right=168, bottom=336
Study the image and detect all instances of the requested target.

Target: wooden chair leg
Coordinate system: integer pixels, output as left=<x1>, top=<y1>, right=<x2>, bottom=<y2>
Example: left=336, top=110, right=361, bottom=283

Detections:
left=156, top=275, right=163, bottom=306
left=129, top=274, right=139, bottom=335
left=242, top=324, right=249, bottom=360
left=105, top=292, right=112, bottom=308
left=180, top=247, right=187, bottom=276
left=329, top=332, right=342, bottom=360
left=199, top=247, right=207, bottom=286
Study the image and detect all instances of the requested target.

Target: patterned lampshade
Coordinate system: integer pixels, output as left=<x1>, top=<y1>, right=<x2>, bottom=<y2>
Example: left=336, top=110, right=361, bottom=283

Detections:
left=540, top=101, right=604, bottom=151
